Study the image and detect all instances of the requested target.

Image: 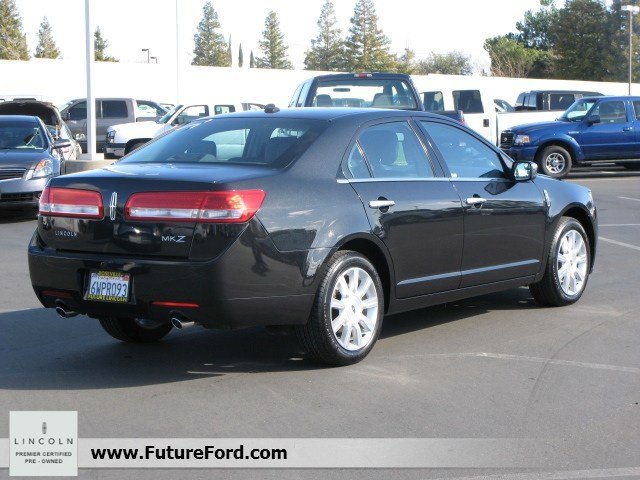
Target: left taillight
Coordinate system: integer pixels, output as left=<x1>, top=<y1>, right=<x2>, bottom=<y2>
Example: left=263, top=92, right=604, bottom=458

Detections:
left=124, top=190, right=266, bottom=223
left=39, top=187, right=104, bottom=219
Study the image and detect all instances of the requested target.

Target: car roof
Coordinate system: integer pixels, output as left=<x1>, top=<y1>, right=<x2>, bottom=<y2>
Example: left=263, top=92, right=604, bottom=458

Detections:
left=580, top=95, right=640, bottom=101
left=522, top=90, right=603, bottom=94
left=209, top=107, right=453, bottom=122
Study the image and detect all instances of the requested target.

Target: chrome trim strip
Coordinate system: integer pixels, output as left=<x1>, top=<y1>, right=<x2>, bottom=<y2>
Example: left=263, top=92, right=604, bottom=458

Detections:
left=397, top=259, right=540, bottom=287
left=337, top=177, right=507, bottom=183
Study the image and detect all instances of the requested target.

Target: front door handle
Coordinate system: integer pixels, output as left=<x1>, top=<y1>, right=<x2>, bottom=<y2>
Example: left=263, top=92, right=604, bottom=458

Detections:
left=466, top=197, right=487, bottom=206
left=369, top=199, right=395, bottom=209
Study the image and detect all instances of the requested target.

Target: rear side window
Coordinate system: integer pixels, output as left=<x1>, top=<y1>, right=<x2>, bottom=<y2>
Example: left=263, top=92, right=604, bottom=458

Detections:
left=423, top=91, right=444, bottom=111
left=214, top=105, right=236, bottom=115
left=526, top=94, right=537, bottom=109
left=453, top=90, right=484, bottom=113
left=633, top=101, right=640, bottom=120
left=420, top=121, right=505, bottom=179
left=101, top=100, right=128, bottom=118
left=592, top=101, right=627, bottom=124
left=289, top=84, right=303, bottom=107
left=549, top=93, right=575, bottom=111
left=357, top=122, right=433, bottom=179
left=120, top=118, right=327, bottom=168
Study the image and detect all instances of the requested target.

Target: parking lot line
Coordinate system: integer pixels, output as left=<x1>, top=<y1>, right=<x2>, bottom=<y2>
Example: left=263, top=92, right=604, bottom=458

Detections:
left=599, top=236, right=640, bottom=252
left=618, top=196, right=640, bottom=202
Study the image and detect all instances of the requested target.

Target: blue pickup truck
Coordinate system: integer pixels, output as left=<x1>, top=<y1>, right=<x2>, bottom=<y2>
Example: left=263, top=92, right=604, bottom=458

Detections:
left=500, top=95, right=640, bottom=178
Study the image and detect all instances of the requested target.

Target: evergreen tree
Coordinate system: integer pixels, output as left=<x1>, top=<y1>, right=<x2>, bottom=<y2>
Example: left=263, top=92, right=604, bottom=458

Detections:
left=304, top=0, right=345, bottom=71
left=94, top=27, right=118, bottom=62
left=191, top=1, right=230, bottom=67
left=0, top=0, right=29, bottom=60
left=256, top=11, right=292, bottom=69
left=34, top=16, right=60, bottom=59
left=344, top=0, right=396, bottom=72
left=249, top=50, right=255, bottom=68
left=227, top=35, right=232, bottom=65
left=238, top=43, right=243, bottom=68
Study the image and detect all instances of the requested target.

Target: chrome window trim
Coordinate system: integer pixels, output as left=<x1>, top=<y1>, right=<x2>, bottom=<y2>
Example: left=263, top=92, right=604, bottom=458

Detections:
left=337, top=177, right=509, bottom=184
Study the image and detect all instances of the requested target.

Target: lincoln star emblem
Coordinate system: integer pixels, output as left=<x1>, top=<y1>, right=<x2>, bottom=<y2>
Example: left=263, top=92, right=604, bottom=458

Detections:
left=109, top=192, right=117, bottom=221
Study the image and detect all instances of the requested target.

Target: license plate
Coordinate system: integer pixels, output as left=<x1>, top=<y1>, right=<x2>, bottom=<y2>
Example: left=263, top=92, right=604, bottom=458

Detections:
left=86, top=270, right=131, bottom=303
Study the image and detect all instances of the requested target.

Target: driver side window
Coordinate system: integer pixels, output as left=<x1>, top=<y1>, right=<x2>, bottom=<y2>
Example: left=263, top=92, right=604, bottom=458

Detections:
left=420, top=121, right=506, bottom=179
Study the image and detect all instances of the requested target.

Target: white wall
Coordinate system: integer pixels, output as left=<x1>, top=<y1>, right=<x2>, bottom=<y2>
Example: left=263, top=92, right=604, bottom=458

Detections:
left=1, top=59, right=639, bottom=109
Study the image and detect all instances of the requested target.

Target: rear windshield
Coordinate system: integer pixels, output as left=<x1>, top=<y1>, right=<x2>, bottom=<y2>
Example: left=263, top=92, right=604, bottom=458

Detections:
left=0, top=122, right=47, bottom=150
left=119, top=117, right=327, bottom=168
left=312, top=79, right=417, bottom=109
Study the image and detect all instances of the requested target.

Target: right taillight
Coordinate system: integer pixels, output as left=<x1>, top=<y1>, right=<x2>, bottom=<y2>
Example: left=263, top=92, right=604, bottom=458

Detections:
left=39, top=187, right=104, bottom=219
left=124, top=190, right=265, bottom=223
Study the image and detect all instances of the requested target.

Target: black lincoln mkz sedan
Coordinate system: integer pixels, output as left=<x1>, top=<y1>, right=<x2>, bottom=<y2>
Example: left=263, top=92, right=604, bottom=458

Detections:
left=29, top=108, right=597, bottom=365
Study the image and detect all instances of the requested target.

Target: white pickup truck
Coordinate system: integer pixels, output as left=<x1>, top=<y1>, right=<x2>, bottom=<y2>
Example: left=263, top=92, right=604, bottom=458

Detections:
left=419, top=87, right=565, bottom=145
left=104, top=102, right=264, bottom=158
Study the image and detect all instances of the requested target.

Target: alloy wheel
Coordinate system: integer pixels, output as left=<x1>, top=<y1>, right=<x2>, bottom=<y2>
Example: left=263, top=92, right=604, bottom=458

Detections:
left=556, top=229, right=588, bottom=296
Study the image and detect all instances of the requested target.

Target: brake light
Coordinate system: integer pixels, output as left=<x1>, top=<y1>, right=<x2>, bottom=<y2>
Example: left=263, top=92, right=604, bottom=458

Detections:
left=124, top=190, right=266, bottom=223
left=39, top=187, right=104, bottom=219
left=354, top=73, right=372, bottom=78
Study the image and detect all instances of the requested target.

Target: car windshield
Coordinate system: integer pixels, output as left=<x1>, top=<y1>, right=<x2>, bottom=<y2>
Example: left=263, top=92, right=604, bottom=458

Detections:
left=312, top=78, right=417, bottom=109
left=119, top=117, right=328, bottom=168
left=0, top=122, right=47, bottom=150
left=559, top=99, right=598, bottom=122
left=157, top=105, right=182, bottom=124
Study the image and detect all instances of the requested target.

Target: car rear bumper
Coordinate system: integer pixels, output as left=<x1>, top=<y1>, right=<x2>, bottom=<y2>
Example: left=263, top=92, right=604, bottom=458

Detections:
left=104, top=143, right=125, bottom=157
left=28, top=231, right=322, bottom=329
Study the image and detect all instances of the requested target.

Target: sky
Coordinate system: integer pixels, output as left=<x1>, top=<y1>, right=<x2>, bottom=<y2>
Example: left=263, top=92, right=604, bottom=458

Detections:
left=14, top=0, right=552, bottom=72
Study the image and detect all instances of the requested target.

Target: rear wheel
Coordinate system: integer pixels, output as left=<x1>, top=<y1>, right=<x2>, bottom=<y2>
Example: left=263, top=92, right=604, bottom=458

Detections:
left=98, top=317, right=173, bottom=343
left=296, top=251, right=384, bottom=366
left=530, top=217, right=590, bottom=306
left=537, top=145, right=572, bottom=179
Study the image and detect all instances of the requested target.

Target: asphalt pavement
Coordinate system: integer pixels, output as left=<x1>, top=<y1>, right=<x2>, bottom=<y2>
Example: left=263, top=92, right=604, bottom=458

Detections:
left=0, top=167, right=639, bottom=480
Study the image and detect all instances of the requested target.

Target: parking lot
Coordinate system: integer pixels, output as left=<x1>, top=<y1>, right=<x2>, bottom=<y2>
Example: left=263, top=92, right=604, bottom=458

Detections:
left=0, top=168, right=639, bottom=479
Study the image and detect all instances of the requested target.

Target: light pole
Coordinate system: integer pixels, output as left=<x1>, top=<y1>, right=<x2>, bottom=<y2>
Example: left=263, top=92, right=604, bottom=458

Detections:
left=142, top=48, right=150, bottom=63
left=622, top=5, right=640, bottom=95
left=84, top=0, right=96, bottom=157
left=150, top=56, right=158, bottom=64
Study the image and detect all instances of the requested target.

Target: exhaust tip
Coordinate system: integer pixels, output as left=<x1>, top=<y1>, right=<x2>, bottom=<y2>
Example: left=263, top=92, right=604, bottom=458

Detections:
left=54, top=301, right=78, bottom=318
left=171, top=316, right=195, bottom=329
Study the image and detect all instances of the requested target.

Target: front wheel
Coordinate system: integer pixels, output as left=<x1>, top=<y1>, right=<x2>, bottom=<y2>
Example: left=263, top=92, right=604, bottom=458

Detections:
left=537, top=145, right=572, bottom=179
left=99, top=317, right=173, bottom=343
left=530, top=217, right=590, bottom=306
left=296, top=251, right=384, bottom=365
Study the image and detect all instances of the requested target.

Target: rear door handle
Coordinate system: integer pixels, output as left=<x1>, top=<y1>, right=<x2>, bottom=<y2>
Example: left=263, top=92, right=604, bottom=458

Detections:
left=466, top=197, right=487, bottom=206
left=368, top=199, right=395, bottom=209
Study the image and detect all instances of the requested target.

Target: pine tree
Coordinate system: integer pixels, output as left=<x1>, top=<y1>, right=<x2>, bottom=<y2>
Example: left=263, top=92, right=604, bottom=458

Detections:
left=238, top=43, right=244, bottom=68
left=34, top=16, right=60, bottom=59
left=304, top=0, right=345, bottom=71
left=94, top=27, right=118, bottom=62
left=191, top=1, right=230, bottom=66
left=256, top=11, right=292, bottom=69
left=344, top=0, right=396, bottom=72
left=227, top=35, right=232, bottom=65
left=249, top=50, right=255, bottom=68
left=0, top=0, right=29, bottom=60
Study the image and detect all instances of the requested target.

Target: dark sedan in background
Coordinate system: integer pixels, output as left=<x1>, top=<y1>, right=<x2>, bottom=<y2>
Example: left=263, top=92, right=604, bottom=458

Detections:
left=0, top=115, right=70, bottom=211
left=28, top=108, right=597, bottom=365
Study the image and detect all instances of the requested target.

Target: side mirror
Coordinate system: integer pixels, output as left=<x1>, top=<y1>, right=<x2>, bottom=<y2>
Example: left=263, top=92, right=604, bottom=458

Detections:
left=53, top=139, right=72, bottom=150
left=512, top=161, right=537, bottom=181
left=587, top=114, right=600, bottom=125
left=173, top=116, right=186, bottom=126
left=61, top=111, right=71, bottom=121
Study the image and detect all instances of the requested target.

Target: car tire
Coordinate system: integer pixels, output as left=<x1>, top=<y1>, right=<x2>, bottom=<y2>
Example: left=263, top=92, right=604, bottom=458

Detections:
left=98, top=317, right=173, bottom=343
left=537, top=145, right=572, bottom=179
left=530, top=217, right=590, bottom=307
left=295, top=250, right=384, bottom=366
